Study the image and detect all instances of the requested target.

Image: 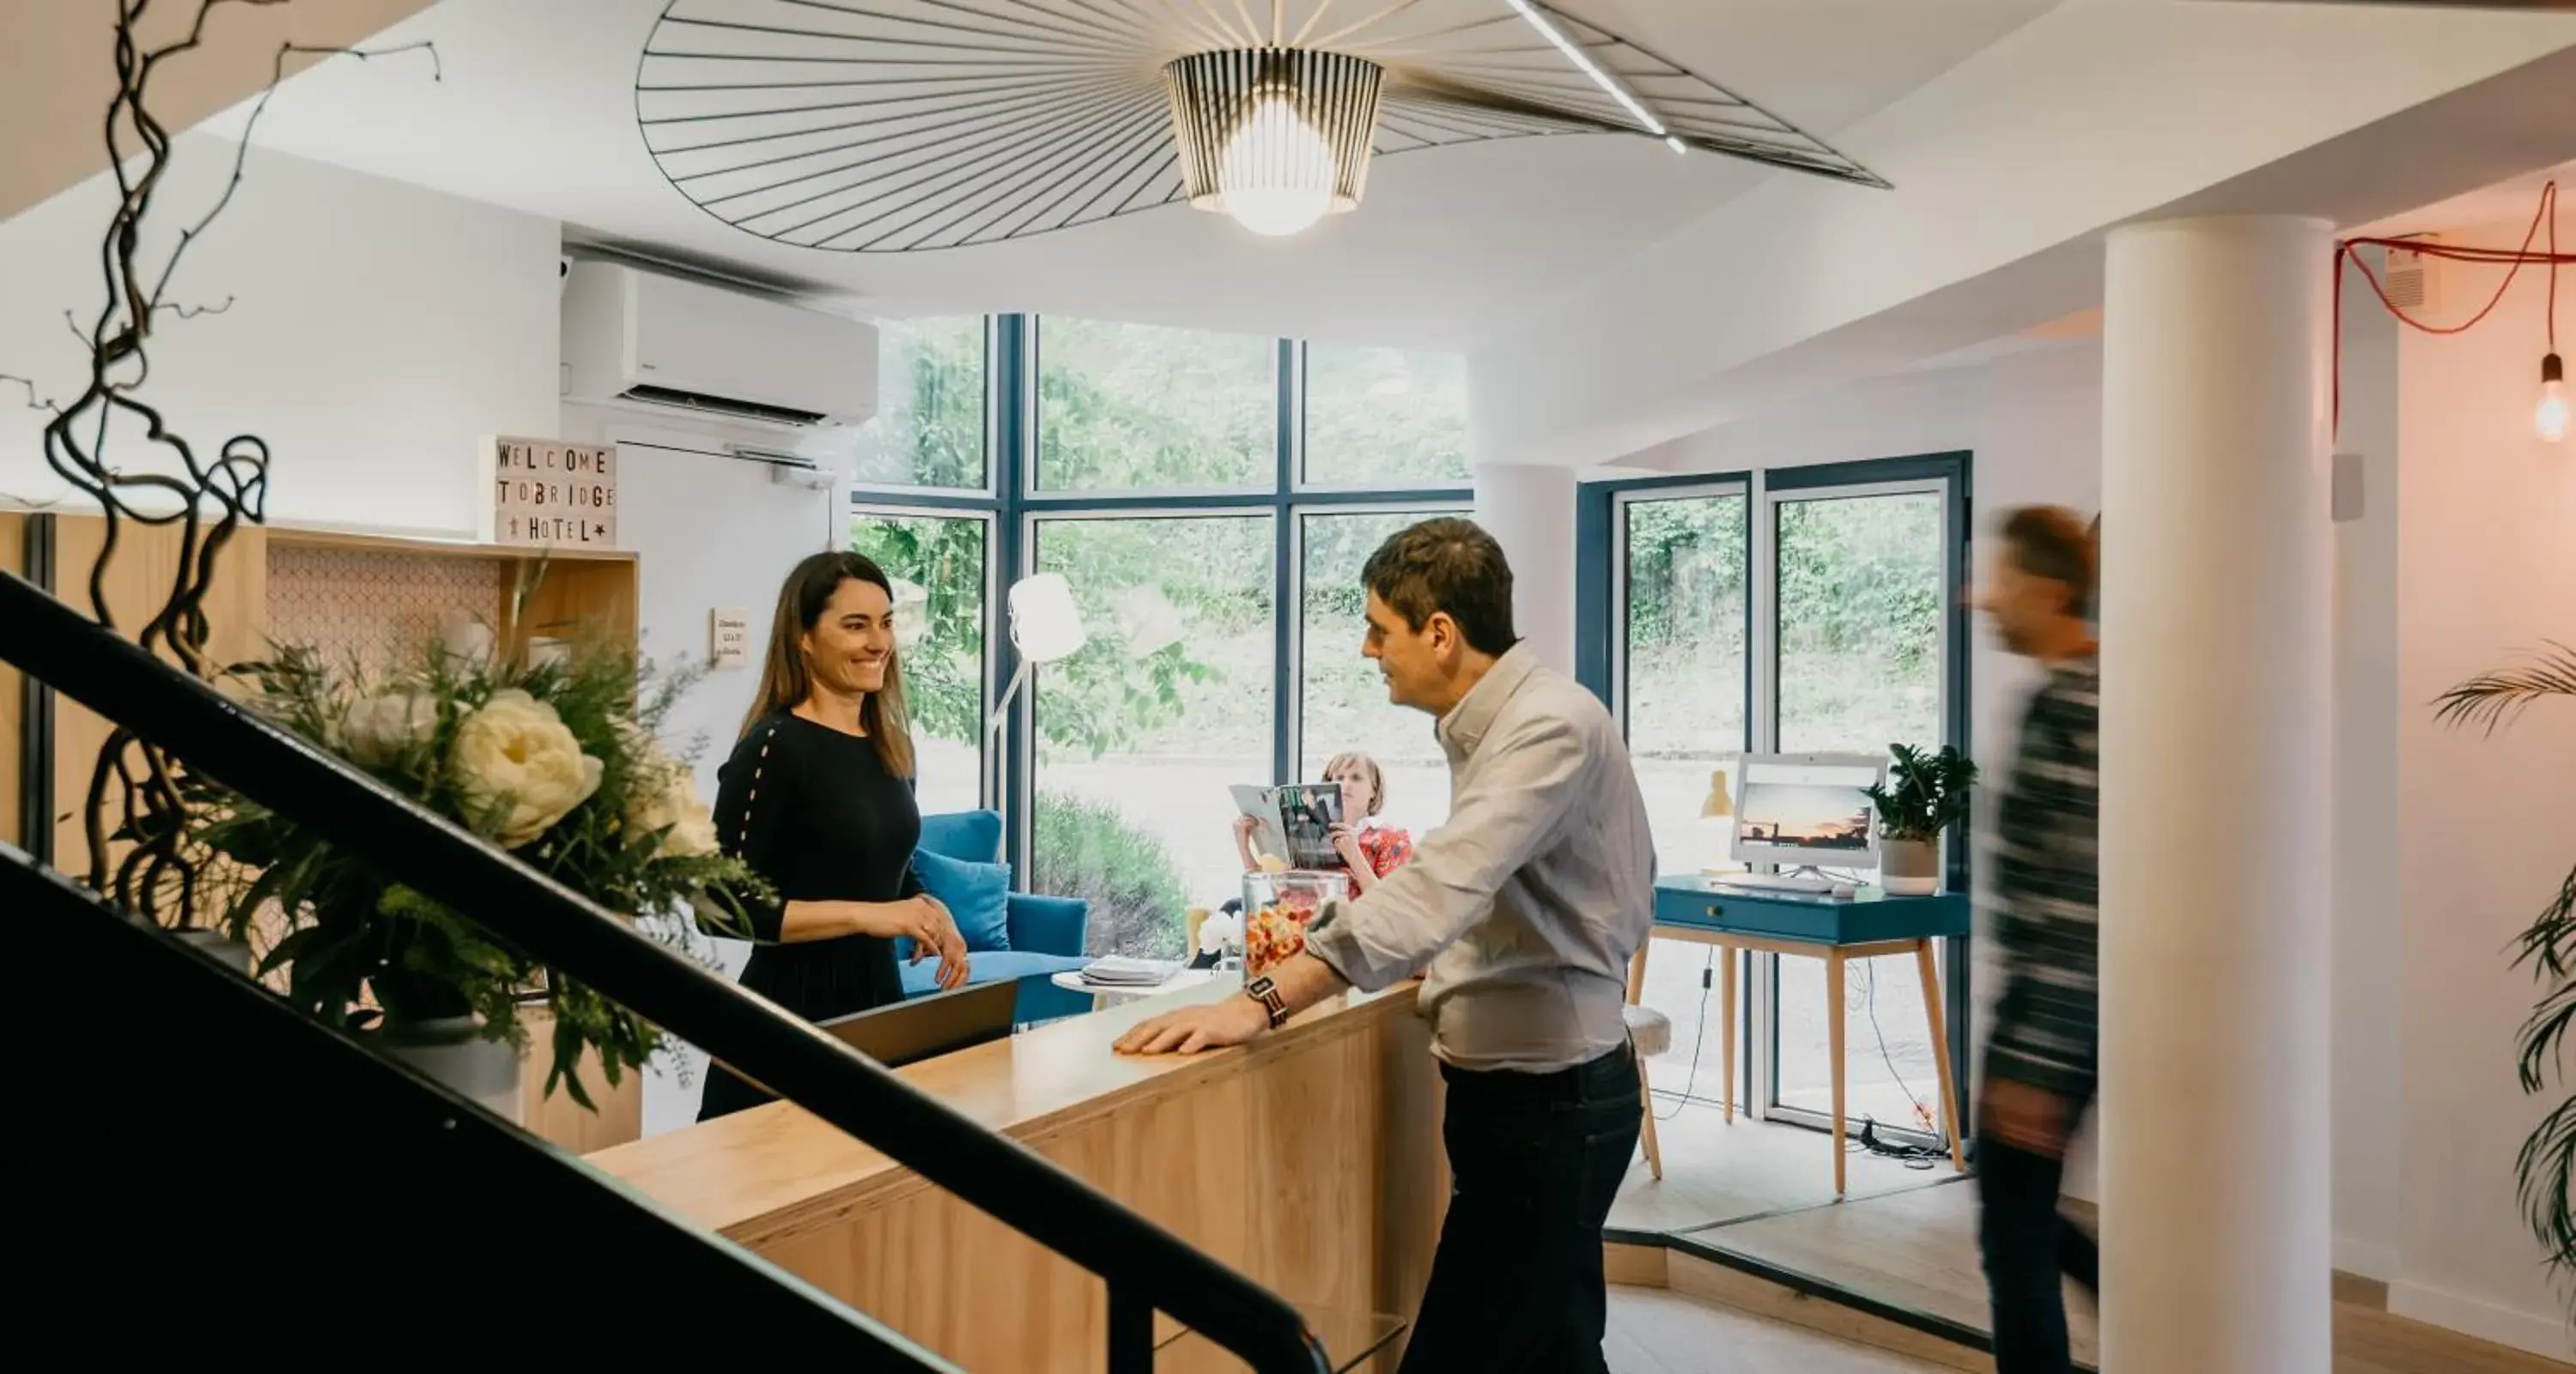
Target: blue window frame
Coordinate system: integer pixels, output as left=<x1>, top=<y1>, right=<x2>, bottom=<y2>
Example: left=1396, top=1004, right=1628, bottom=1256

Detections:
left=848, top=316, right=1473, bottom=927
left=1577, top=451, right=1974, bottom=1147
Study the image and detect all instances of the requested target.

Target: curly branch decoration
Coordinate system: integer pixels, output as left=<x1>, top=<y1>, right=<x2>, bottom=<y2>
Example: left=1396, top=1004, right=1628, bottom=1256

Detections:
left=24, top=0, right=436, bottom=923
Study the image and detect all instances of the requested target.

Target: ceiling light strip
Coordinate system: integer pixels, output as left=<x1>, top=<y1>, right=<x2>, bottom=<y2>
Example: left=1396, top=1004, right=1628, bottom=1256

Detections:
left=1500, top=0, right=1680, bottom=151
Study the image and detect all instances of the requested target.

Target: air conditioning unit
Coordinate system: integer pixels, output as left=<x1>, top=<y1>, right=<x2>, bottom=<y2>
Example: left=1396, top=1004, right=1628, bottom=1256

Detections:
left=562, top=260, right=878, bottom=428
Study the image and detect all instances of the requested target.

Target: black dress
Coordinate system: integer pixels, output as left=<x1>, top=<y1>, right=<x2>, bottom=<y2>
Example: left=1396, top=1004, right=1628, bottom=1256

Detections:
left=698, top=710, right=922, bottom=1122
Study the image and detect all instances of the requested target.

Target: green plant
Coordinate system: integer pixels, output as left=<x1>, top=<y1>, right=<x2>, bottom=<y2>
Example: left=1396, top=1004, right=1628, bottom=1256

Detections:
left=1862, top=744, right=1978, bottom=843
left=183, top=619, right=767, bottom=1109
left=2433, top=641, right=2576, bottom=1308
left=1030, top=791, right=1187, bottom=958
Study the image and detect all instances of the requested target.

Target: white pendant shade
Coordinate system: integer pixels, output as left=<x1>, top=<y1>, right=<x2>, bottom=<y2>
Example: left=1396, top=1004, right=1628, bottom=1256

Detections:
left=1166, top=49, right=1383, bottom=240
left=1006, top=573, right=1087, bottom=664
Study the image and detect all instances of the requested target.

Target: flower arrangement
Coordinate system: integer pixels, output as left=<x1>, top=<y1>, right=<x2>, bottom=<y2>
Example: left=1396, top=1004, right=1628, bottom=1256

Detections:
left=1241, top=869, right=1348, bottom=978
left=184, top=615, right=764, bottom=1108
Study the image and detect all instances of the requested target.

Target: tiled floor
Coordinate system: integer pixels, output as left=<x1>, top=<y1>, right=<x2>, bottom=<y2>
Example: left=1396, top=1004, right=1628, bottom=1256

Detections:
left=1609, top=1097, right=1959, bottom=1236
left=1607, top=1286, right=1942, bottom=1373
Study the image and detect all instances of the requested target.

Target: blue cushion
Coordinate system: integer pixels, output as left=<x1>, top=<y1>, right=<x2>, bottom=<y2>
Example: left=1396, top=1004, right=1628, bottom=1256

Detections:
left=912, top=848, right=1012, bottom=952
left=917, top=810, right=1003, bottom=864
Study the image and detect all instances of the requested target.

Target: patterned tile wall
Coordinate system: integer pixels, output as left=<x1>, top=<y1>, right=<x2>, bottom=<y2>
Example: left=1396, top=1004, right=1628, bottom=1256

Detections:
left=265, top=544, right=503, bottom=678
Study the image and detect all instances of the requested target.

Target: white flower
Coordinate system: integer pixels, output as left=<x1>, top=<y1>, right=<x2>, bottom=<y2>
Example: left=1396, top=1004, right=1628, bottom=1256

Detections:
left=628, top=761, right=720, bottom=859
left=1197, top=911, right=1243, bottom=958
left=451, top=689, right=602, bottom=848
left=339, top=690, right=438, bottom=767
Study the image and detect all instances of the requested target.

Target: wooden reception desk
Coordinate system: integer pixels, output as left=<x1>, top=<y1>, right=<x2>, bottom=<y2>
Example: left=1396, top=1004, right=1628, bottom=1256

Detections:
left=588, top=977, right=1446, bottom=1372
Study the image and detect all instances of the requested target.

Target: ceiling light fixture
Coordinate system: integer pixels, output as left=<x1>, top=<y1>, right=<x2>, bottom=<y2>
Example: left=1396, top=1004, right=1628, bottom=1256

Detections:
left=636, top=1, right=1888, bottom=252
left=1503, top=0, right=1683, bottom=154
left=1167, top=50, right=1385, bottom=239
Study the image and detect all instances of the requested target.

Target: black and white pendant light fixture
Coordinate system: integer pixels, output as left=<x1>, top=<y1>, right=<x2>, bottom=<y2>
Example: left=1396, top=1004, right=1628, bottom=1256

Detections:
left=636, top=0, right=1886, bottom=252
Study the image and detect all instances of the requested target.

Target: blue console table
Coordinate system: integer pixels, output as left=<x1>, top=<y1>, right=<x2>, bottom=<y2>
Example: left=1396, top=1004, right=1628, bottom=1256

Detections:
left=1643, top=876, right=1971, bottom=1195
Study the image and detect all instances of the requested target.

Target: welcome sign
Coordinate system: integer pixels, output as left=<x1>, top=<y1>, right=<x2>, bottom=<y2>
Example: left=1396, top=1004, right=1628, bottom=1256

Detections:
left=477, top=436, right=619, bottom=550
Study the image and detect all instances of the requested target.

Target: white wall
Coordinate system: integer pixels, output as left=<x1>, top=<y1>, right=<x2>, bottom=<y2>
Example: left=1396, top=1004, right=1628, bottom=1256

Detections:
left=2330, top=253, right=2405, bottom=1284
left=2390, top=222, right=2574, bottom=1355
left=0, top=134, right=558, bottom=532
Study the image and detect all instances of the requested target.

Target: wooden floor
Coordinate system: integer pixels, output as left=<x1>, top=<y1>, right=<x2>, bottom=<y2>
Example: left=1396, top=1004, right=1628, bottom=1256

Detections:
left=1680, top=1182, right=2571, bottom=1374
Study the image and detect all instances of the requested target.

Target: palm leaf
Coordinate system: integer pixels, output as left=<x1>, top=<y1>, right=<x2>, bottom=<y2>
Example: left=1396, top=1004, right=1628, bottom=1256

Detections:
left=2433, top=641, right=2576, bottom=737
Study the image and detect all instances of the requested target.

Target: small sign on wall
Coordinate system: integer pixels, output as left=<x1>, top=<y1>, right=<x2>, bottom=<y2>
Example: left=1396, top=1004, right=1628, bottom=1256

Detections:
left=710, top=608, right=752, bottom=668
left=477, top=436, right=619, bottom=549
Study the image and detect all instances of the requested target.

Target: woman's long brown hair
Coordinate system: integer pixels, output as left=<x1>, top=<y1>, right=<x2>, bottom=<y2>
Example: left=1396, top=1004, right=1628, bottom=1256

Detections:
left=741, top=550, right=915, bottom=780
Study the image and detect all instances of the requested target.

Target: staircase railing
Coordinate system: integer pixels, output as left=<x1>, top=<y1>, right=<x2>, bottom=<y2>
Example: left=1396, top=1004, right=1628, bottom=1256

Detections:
left=0, top=569, right=1333, bottom=1374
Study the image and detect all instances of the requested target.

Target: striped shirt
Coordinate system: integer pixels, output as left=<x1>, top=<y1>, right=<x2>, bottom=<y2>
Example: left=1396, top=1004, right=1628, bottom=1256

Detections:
left=1987, top=657, right=2101, bottom=1100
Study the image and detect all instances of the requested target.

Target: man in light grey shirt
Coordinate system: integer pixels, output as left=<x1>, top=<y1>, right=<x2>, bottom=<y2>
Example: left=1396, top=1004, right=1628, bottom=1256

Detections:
left=1118, top=518, right=1656, bottom=1374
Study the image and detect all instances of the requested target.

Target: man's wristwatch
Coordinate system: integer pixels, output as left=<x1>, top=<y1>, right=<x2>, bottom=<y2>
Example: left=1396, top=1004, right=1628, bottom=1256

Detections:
left=1244, top=975, right=1291, bottom=1030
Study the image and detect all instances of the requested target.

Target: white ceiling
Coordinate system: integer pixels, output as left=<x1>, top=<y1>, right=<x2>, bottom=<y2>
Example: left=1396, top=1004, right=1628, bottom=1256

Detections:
left=212, top=0, right=2063, bottom=345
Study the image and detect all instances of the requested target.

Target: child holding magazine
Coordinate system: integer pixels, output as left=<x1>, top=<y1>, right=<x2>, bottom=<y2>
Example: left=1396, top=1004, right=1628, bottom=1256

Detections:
left=1230, top=751, right=1414, bottom=893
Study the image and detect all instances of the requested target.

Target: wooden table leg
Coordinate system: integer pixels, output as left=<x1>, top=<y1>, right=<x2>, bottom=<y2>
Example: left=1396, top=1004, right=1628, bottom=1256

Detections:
left=1719, top=943, right=1738, bottom=1124
left=1915, top=939, right=1968, bottom=1172
left=1827, top=949, right=1847, bottom=1197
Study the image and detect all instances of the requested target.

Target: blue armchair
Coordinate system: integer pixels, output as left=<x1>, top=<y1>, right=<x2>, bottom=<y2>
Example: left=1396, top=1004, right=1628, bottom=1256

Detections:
left=908, top=810, right=1093, bottom=1022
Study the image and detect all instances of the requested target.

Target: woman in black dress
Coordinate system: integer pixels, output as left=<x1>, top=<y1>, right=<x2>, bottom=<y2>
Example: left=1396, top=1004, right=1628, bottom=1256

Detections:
left=699, top=550, right=970, bottom=1122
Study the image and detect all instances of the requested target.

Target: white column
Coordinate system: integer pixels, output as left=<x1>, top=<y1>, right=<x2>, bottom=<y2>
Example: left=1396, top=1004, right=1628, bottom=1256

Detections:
left=1470, top=463, right=1576, bottom=672
left=2099, top=216, right=2334, bottom=1371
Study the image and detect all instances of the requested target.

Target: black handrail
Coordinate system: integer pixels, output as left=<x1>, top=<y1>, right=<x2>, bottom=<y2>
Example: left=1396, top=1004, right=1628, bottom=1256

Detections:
left=0, top=570, right=1332, bottom=1374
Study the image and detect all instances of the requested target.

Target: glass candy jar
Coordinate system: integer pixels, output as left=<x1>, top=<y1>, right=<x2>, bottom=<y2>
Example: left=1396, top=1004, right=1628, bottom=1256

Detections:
left=1241, top=869, right=1350, bottom=978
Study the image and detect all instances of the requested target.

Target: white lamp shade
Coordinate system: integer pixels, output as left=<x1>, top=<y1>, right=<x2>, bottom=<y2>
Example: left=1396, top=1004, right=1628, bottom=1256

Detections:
left=1007, top=573, right=1087, bottom=664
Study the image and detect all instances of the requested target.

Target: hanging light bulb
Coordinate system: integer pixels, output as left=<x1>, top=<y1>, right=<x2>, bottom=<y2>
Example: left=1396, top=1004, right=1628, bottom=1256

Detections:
left=2539, top=353, right=2567, bottom=443
left=1167, top=51, right=1383, bottom=240
left=1218, top=90, right=1334, bottom=237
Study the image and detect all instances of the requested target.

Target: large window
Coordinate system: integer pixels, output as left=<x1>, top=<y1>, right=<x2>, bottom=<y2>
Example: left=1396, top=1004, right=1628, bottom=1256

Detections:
left=1770, top=488, right=1949, bottom=1128
left=1034, top=318, right=1276, bottom=493
left=1303, top=344, right=1470, bottom=488
left=1297, top=508, right=1468, bottom=838
left=848, top=510, right=989, bottom=818
left=841, top=314, right=1473, bottom=959
left=855, top=317, right=987, bottom=490
left=1599, top=464, right=1966, bottom=1158
left=1618, top=489, right=1747, bottom=878
left=1030, top=514, right=1276, bottom=957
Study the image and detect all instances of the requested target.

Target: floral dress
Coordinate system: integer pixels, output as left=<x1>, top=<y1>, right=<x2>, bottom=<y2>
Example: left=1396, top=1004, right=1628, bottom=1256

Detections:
left=1351, top=823, right=1414, bottom=881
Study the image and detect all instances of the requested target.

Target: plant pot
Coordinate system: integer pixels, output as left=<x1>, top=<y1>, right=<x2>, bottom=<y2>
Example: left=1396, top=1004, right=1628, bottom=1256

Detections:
left=1877, top=838, right=1941, bottom=897
left=171, top=927, right=252, bottom=976
left=381, top=1016, right=525, bottom=1126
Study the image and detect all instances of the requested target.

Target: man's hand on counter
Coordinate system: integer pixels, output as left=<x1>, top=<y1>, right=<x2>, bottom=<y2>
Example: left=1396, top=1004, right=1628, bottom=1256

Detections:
left=1115, top=953, right=1352, bottom=1055
left=1113, top=993, right=1271, bottom=1055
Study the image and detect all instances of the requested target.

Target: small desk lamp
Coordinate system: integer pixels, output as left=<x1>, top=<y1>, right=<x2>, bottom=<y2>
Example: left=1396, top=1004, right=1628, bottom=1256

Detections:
left=983, top=573, right=1087, bottom=755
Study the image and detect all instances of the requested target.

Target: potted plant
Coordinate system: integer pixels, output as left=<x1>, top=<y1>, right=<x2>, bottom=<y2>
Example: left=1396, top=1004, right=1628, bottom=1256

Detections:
left=2433, top=641, right=2576, bottom=1313
left=182, top=615, right=764, bottom=1121
left=1863, top=744, right=1976, bottom=896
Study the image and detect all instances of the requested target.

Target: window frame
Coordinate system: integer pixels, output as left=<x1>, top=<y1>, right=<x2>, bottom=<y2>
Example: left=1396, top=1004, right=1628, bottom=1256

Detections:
left=1578, top=451, right=1973, bottom=1148
left=843, top=316, right=1474, bottom=911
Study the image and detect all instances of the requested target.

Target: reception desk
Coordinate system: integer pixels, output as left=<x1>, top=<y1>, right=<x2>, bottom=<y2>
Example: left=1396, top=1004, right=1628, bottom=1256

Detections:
left=589, top=976, right=1446, bottom=1371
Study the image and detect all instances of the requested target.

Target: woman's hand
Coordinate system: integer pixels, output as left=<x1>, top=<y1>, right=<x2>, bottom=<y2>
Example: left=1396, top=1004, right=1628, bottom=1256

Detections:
left=908, top=895, right=971, bottom=991
left=1329, top=821, right=1367, bottom=866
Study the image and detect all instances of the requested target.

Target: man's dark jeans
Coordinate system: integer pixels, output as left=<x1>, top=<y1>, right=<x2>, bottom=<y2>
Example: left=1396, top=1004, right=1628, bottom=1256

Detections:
left=1400, top=1043, right=1641, bottom=1374
left=1978, top=1089, right=2101, bottom=1374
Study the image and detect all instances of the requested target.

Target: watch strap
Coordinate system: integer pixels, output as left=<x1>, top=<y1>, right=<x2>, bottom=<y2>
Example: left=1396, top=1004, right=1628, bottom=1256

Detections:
left=1244, top=976, right=1290, bottom=1029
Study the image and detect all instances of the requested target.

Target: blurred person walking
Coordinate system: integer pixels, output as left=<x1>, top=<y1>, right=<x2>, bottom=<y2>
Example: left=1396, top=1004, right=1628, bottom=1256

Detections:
left=1972, top=506, right=2101, bottom=1372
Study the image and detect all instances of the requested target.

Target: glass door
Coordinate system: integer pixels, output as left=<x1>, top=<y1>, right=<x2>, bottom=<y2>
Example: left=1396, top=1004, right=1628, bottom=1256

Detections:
left=1761, top=480, right=1958, bottom=1141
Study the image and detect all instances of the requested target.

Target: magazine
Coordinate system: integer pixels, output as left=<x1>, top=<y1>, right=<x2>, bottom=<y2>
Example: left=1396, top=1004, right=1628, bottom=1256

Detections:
left=1228, top=782, right=1346, bottom=871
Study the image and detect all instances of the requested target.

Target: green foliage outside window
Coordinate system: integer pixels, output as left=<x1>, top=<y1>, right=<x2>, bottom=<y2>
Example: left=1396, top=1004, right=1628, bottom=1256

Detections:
left=1030, top=790, right=1189, bottom=959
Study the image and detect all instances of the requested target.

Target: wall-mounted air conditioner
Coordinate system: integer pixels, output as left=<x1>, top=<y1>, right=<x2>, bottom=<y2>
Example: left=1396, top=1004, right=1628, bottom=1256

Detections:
left=562, top=260, right=878, bottom=429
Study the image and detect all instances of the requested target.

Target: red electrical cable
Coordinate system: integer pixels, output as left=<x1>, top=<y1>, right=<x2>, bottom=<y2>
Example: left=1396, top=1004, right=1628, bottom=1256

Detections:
left=2333, top=180, right=2567, bottom=440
